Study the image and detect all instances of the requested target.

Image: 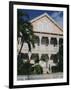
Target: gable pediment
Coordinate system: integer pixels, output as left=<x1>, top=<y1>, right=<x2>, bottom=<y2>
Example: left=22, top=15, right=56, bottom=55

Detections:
left=30, top=13, right=63, bottom=35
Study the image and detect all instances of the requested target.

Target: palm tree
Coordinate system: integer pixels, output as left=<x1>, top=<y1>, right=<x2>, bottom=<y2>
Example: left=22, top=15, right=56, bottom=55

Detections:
left=18, top=22, right=35, bottom=55
left=17, top=10, right=35, bottom=76
left=17, top=10, right=35, bottom=57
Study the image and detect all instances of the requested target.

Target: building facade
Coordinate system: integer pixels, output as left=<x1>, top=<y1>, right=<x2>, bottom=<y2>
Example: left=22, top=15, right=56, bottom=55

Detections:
left=18, top=13, right=63, bottom=74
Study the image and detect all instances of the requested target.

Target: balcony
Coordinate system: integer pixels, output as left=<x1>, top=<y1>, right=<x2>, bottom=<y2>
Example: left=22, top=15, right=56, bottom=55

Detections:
left=21, top=43, right=59, bottom=54
left=18, top=36, right=62, bottom=54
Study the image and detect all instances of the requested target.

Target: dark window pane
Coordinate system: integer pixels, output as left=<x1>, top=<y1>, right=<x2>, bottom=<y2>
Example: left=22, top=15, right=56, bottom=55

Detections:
left=41, top=37, right=49, bottom=46
left=50, top=38, right=57, bottom=46
left=50, top=54, right=58, bottom=63
left=31, top=53, right=39, bottom=63
left=41, top=54, right=49, bottom=61
left=34, top=36, right=39, bottom=46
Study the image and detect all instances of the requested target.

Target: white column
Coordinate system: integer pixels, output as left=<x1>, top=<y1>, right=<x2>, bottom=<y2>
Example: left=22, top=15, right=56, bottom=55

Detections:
left=57, top=37, right=59, bottom=46
left=48, top=36, right=51, bottom=59
left=48, top=36, right=51, bottom=55
left=49, top=37, right=51, bottom=45
left=39, top=36, right=42, bottom=61
left=39, top=54, right=41, bottom=60
left=49, top=54, right=51, bottom=60
left=39, top=36, right=42, bottom=56
left=39, top=36, right=42, bottom=46
left=48, top=36, right=52, bottom=73
left=28, top=51, right=32, bottom=61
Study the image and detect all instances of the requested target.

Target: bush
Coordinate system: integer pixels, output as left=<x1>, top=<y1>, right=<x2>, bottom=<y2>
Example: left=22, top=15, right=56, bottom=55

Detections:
left=17, top=59, right=33, bottom=75
left=32, top=64, right=43, bottom=74
left=17, top=58, right=43, bottom=75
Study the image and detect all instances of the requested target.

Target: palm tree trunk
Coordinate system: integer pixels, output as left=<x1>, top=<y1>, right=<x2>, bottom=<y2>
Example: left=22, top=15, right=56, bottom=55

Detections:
left=18, top=42, right=24, bottom=55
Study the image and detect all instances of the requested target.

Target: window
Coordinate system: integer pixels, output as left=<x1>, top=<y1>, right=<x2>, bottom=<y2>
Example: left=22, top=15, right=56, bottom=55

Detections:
left=50, top=54, right=58, bottom=63
left=31, top=53, right=39, bottom=63
left=50, top=38, right=57, bottom=46
left=41, top=54, right=49, bottom=61
left=41, top=37, right=49, bottom=46
left=34, top=36, right=39, bottom=46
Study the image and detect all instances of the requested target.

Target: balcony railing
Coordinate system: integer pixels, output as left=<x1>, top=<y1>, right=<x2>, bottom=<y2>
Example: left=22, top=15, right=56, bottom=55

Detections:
left=21, top=43, right=59, bottom=54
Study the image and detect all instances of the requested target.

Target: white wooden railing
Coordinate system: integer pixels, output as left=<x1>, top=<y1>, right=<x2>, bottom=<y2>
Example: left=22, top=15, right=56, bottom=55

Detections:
left=21, top=44, right=59, bottom=54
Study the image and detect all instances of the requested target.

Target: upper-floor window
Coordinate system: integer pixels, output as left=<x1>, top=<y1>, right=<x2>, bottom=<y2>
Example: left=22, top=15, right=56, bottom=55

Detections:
left=41, top=37, right=49, bottom=46
left=50, top=38, right=57, bottom=46
left=34, top=36, right=39, bottom=46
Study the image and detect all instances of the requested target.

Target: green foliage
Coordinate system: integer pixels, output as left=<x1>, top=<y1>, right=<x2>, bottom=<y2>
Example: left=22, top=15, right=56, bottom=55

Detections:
left=51, top=40, right=63, bottom=73
left=32, top=65, right=43, bottom=74
left=17, top=58, right=43, bottom=75
left=17, top=10, right=36, bottom=76
left=17, top=58, right=24, bottom=75
left=17, top=58, right=33, bottom=75
left=57, top=43, right=63, bottom=72
left=17, top=10, right=35, bottom=55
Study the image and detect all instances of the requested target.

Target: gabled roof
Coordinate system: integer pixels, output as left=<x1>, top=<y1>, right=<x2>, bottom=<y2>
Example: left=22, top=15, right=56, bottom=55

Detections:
left=30, top=13, right=63, bottom=31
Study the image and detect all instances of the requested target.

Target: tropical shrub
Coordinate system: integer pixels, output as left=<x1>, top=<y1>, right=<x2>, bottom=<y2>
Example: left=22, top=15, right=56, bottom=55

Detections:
left=32, top=64, right=43, bottom=74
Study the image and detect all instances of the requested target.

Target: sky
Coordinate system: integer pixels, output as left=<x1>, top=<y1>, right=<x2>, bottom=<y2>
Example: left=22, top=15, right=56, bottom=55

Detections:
left=18, top=9, right=63, bottom=28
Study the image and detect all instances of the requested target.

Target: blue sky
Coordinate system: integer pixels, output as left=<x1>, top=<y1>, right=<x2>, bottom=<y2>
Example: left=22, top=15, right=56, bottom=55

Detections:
left=19, top=9, right=63, bottom=28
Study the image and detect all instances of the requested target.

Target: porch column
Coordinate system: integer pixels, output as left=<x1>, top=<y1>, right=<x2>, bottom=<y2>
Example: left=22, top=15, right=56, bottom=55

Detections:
left=47, top=54, right=52, bottom=73
left=49, top=56, right=52, bottom=73
left=48, top=37, right=51, bottom=73
left=39, top=54, right=41, bottom=60
left=57, top=37, right=59, bottom=45
left=48, top=36, right=51, bottom=59
left=39, top=36, right=42, bottom=60
left=39, top=36, right=42, bottom=56
left=48, top=36, right=51, bottom=55
left=28, top=51, right=32, bottom=61
left=39, top=36, right=42, bottom=46
left=49, top=36, right=51, bottom=45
